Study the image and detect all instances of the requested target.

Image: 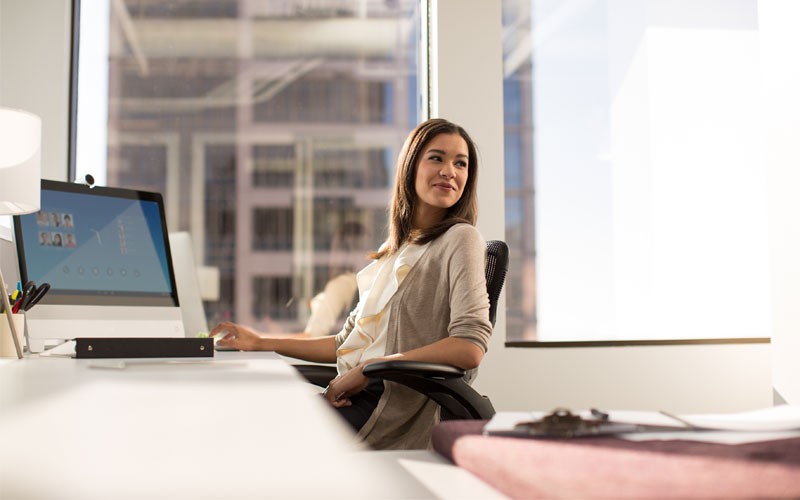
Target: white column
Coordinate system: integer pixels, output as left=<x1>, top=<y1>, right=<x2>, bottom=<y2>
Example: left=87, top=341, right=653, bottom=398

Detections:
left=761, top=0, right=800, bottom=404
left=429, top=0, right=505, bottom=240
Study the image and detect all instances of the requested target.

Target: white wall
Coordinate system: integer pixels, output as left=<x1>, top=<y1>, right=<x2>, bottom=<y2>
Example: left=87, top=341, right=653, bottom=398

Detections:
left=0, top=0, right=70, bottom=276
left=0, top=0, right=71, bottom=182
left=433, top=0, right=772, bottom=413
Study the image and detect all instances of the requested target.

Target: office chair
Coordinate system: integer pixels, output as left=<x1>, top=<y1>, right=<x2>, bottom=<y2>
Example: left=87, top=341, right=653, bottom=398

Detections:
left=295, top=239, right=509, bottom=420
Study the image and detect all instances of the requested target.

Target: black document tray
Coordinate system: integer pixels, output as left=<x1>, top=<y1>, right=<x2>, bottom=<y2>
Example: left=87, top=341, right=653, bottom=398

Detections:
left=75, top=337, right=214, bottom=358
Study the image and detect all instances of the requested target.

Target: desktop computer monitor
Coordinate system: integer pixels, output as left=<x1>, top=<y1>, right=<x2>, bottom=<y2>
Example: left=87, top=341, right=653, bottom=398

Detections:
left=13, top=179, right=184, bottom=352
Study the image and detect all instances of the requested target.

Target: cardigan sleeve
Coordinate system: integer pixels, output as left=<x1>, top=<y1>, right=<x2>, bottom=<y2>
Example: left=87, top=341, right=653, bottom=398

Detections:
left=334, top=305, right=358, bottom=349
left=443, top=224, right=493, bottom=353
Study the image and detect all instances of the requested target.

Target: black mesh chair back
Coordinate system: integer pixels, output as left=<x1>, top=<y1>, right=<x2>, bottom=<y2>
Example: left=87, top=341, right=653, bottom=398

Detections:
left=485, top=240, right=509, bottom=327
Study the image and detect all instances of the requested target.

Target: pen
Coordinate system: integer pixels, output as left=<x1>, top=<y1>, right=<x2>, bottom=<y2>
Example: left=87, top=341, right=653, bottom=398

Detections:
left=9, top=284, right=21, bottom=313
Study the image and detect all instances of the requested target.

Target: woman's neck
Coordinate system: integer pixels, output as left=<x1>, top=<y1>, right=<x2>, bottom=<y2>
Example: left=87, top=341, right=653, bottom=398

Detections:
left=412, top=206, right=445, bottom=230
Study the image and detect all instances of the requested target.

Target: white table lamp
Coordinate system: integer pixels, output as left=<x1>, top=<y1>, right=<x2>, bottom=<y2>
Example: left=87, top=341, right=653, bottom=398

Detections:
left=0, top=107, right=42, bottom=359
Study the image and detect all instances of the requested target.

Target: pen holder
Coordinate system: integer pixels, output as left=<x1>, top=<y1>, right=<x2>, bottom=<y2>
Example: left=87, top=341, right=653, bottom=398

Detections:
left=0, top=313, right=25, bottom=358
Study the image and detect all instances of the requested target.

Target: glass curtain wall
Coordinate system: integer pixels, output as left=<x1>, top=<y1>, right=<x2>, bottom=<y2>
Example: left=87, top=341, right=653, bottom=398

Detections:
left=502, top=0, right=768, bottom=342
left=74, top=0, right=420, bottom=333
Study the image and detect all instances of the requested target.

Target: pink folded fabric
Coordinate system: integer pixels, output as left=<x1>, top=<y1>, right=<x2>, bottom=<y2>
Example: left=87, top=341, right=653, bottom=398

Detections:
left=433, top=420, right=800, bottom=499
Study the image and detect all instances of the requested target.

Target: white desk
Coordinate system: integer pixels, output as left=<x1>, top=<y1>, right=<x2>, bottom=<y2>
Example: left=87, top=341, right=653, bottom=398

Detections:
left=0, top=352, right=442, bottom=499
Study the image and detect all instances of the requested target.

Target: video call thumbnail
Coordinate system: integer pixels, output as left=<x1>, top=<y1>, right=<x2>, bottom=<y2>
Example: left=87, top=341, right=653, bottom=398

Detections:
left=36, top=211, right=78, bottom=248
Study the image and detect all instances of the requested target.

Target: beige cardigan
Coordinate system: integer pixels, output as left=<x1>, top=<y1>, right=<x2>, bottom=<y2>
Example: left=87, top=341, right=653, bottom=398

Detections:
left=334, top=223, right=492, bottom=450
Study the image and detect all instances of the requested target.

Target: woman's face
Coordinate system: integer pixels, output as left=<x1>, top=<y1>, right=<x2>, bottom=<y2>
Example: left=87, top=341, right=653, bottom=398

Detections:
left=412, top=133, right=469, bottom=229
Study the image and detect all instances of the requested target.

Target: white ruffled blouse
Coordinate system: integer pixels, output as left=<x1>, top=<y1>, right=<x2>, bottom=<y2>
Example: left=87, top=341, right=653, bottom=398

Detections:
left=336, top=242, right=429, bottom=374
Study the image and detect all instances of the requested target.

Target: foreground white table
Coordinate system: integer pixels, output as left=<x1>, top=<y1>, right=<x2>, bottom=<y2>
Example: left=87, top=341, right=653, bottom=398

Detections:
left=0, top=352, right=438, bottom=499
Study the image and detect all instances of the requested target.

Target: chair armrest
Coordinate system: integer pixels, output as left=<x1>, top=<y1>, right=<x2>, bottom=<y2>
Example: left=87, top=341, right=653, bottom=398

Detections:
left=294, top=360, right=495, bottom=420
left=363, top=360, right=495, bottom=420
left=363, top=360, right=465, bottom=379
left=294, top=361, right=465, bottom=387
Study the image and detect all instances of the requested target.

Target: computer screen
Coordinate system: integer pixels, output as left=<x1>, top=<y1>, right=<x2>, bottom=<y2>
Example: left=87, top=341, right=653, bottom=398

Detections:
left=13, top=180, right=184, bottom=352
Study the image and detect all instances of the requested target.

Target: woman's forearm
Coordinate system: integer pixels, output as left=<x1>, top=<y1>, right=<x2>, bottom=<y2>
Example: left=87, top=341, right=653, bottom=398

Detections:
left=257, top=335, right=338, bottom=364
left=327, top=338, right=484, bottom=407
left=368, top=337, right=484, bottom=370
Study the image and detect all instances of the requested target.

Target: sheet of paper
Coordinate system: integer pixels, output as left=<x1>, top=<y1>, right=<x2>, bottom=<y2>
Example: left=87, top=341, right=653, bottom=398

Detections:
left=680, top=405, right=800, bottom=432
left=38, top=340, right=76, bottom=357
left=482, top=411, right=536, bottom=434
left=483, top=406, right=800, bottom=443
left=620, top=429, right=800, bottom=445
left=606, top=410, right=689, bottom=428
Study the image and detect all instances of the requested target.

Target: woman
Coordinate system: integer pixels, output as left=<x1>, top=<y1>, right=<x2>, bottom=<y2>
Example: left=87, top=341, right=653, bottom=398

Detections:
left=211, top=118, right=492, bottom=449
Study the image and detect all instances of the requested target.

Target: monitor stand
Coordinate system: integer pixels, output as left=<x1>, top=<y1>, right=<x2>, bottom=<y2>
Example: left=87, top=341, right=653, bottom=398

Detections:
left=25, top=304, right=184, bottom=353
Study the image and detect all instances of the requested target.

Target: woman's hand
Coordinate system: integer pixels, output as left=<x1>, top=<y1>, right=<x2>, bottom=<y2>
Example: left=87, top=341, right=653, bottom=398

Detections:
left=209, top=321, right=262, bottom=351
left=323, top=363, right=371, bottom=408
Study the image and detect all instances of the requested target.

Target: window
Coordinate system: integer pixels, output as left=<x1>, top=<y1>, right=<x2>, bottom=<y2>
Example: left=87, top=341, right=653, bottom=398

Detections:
left=252, top=145, right=295, bottom=187
left=252, top=275, right=295, bottom=321
left=252, top=208, right=293, bottom=251
left=72, top=0, right=421, bottom=333
left=502, top=0, right=769, bottom=343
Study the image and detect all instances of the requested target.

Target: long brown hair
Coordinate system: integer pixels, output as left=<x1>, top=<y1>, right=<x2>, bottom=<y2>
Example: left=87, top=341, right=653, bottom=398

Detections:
left=372, top=118, right=479, bottom=260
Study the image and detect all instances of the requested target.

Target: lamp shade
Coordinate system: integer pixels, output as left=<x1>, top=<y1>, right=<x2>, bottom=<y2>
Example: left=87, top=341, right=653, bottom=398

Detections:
left=0, top=107, right=41, bottom=215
